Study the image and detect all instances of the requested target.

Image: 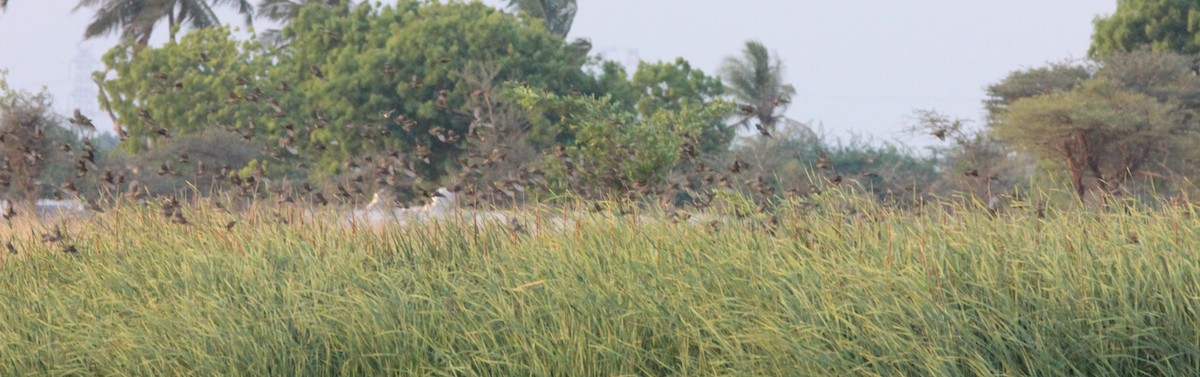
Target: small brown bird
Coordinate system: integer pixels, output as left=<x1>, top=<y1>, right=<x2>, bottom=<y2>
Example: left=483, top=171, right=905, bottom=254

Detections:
left=312, top=192, right=329, bottom=206
left=85, top=199, right=104, bottom=213
left=224, top=220, right=237, bottom=231
left=322, top=28, right=339, bottom=41
left=62, top=244, right=78, bottom=255
left=508, top=218, right=527, bottom=236
left=965, top=169, right=979, bottom=177
left=816, top=153, right=831, bottom=170
left=266, top=97, right=284, bottom=117
left=5, top=241, right=15, bottom=255
left=41, top=225, right=63, bottom=243
left=755, top=123, right=771, bottom=138
left=172, top=211, right=190, bottom=225
left=69, top=109, right=96, bottom=132
left=61, top=181, right=79, bottom=197
left=932, top=128, right=946, bottom=141
left=728, top=156, right=746, bottom=174
left=739, top=105, right=756, bottom=115
left=437, top=89, right=449, bottom=111
left=310, top=65, right=325, bottom=80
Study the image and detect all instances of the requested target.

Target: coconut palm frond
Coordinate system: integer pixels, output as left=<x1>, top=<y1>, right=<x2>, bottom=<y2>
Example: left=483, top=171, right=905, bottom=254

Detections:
left=255, top=0, right=299, bottom=21
left=77, top=0, right=255, bottom=46
left=213, top=0, right=255, bottom=25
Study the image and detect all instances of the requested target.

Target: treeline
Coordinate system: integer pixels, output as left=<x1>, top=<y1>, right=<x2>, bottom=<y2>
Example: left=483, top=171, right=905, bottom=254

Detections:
left=2, top=0, right=1200, bottom=211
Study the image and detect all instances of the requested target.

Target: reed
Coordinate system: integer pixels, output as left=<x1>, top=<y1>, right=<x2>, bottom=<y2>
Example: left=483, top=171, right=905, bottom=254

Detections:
left=0, top=193, right=1196, bottom=376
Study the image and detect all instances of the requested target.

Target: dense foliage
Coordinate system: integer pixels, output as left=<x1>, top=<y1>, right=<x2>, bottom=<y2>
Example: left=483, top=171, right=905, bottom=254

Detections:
left=0, top=72, right=81, bottom=205
left=1089, top=0, right=1200, bottom=56
left=512, top=87, right=732, bottom=195
left=988, top=50, right=1200, bottom=199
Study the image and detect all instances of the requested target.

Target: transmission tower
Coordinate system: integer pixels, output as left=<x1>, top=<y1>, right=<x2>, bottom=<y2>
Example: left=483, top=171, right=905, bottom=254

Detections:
left=66, top=44, right=106, bottom=134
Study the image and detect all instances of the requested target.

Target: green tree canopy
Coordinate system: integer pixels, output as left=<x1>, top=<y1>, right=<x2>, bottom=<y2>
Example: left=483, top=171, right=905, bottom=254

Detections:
left=272, top=1, right=595, bottom=178
left=99, top=26, right=272, bottom=153
left=995, top=78, right=1192, bottom=198
left=100, top=0, right=599, bottom=182
left=631, top=58, right=724, bottom=115
left=1095, top=48, right=1200, bottom=109
left=1089, top=0, right=1200, bottom=57
left=511, top=87, right=732, bottom=196
left=984, top=62, right=1091, bottom=125
left=630, top=58, right=730, bottom=152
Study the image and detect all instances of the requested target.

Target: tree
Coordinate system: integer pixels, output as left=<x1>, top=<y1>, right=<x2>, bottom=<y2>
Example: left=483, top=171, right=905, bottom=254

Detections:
left=630, top=58, right=730, bottom=153
left=984, top=62, right=1090, bottom=124
left=1095, top=48, right=1200, bottom=109
left=506, top=0, right=576, bottom=39
left=908, top=109, right=1017, bottom=201
left=266, top=1, right=595, bottom=179
left=511, top=86, right=732, bottom=197
left=98, top=1, right=598, bottom=187
left=98, top=26, right=273, bottom=153
left=0, top=71, right=78, bottom=207
left=994, top=78, right=1191, bottom=199
left=74, top=0, right=254, bottom=46
left=1089, top=0, right=1200, bottom=57
left=589, top=61, right=638, bottom=113
left=985, top=50, right=1200, bottom=200
left=719, top=40, right=796, bottom=134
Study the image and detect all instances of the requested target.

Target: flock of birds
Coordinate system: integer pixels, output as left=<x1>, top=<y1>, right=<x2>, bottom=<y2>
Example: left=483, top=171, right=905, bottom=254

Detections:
left=0, top=47, right=1020, bottom=256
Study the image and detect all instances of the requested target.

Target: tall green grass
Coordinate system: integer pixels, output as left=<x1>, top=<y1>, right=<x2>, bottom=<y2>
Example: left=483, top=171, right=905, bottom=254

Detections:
left=0, top=193, right=1197, bottom=376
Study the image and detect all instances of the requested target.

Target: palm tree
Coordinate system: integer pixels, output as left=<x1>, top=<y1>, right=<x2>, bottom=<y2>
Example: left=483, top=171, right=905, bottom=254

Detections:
left=719, top=40, right=796, bottom=133
left=255, top=0, right=350, bottom=23
left=506, top=0, right=577, bottom=39
left=74, top=0, right=254, bottom=47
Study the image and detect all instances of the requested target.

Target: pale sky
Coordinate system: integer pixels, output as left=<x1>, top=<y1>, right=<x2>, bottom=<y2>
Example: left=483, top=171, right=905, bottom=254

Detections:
left=0, top=1, right=1115, bottom=149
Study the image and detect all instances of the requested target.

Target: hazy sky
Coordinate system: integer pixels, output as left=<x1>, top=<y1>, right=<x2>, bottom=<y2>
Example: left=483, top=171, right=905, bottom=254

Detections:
left=0, top=1, right=1115, bottom=148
